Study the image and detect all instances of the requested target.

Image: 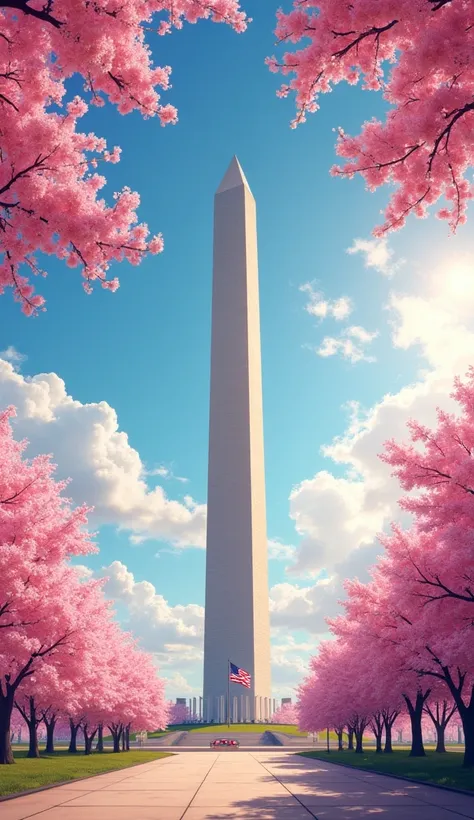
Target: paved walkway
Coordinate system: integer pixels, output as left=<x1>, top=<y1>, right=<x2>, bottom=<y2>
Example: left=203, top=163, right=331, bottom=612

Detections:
left=3, top=751, right=474, bottom=819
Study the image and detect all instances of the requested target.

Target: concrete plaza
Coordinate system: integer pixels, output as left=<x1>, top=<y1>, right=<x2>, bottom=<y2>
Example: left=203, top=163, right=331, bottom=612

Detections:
left=2, top=751, right=474, bottom=819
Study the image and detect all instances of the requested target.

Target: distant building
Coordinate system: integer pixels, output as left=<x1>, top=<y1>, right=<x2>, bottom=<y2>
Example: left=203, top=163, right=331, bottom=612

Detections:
left=282, top=698, right=292, bottom=706
left=176, top=698, right=187, bottom=706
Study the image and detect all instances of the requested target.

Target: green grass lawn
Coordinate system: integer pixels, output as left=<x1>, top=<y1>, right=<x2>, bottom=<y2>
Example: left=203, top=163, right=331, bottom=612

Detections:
left=299, top=749, right=474, bottom=793
left=0, top=750, right=171, bottom=798
left=176, top=723, right=307, bottom=736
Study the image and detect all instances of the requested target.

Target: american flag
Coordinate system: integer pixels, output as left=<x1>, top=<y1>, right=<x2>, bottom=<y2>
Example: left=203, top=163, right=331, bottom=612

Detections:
left=229, top=662, right=251, bottom=689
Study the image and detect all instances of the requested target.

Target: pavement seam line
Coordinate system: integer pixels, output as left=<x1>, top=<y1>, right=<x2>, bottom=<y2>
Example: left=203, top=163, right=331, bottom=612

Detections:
left=178, top=752, right=220, bottom=820
left=293, top=757, right=474, bottom=818
left=249, top=753, right=319, bottom=819
left=297, top=755, right=474, bottom=799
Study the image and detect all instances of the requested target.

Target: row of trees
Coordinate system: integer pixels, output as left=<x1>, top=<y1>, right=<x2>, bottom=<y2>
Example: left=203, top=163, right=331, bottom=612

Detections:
left=0, top=406, right=168, bottom=764
left=298, top=368, right=474, bottom=769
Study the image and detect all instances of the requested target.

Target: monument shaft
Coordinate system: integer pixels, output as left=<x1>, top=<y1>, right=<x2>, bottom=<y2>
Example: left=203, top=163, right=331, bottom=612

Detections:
left=203, top=158, right=271, bottom=722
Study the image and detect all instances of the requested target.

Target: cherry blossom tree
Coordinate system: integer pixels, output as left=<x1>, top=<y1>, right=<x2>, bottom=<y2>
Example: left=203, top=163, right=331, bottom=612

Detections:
left=0, top=0, right=248, bottom=314
left=268, top=1, right=474, bottom=234
left=0, top=406, right=99, bottom=763
left=272, top=701, right=299, bottom=725
left=0, top=407, right=169, bottom=764
left=167, top=701, right=191, bottom=725
left=424, top=699, right=457, bottom=754
left=381, top=368, right=474, bottom=608
left=374, top=526, right=474, bottom=768
left=14, top=694, right=42, bottom=758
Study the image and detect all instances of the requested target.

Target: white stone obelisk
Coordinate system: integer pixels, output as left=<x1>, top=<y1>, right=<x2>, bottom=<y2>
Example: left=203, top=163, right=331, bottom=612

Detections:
left=203, top=157, right=271, bottom=723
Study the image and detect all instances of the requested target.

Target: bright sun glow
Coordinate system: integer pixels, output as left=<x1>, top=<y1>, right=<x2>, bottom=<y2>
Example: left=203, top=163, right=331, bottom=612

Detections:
left=445, top=265, right=472, bottom=297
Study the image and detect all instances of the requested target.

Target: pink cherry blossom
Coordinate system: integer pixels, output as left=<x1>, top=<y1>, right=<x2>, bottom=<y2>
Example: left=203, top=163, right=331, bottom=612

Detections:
left=268, top=1, right=474, bottom=234
left=0, top=408, right=168, bottom=764
left=0, top=0, right=248, bottom=313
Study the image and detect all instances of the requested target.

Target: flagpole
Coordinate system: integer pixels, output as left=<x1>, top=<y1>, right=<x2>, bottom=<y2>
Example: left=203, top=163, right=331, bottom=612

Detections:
left=227, top=659, right=231, bottom=728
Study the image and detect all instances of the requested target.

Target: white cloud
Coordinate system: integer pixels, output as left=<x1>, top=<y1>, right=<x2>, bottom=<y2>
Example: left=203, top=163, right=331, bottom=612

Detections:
left=102, top=560, right=204, bottom=653
left=271, top=637, right=313, bottom=695
left=347, top=237, right=402, bottom=276
left=268, top=538, right=296, bottom=561
left=0, top=361, right=205, bottom=548
left=287, top=257, right=474, bottom=584
left=161, top=672, right=195, bottom=697
left=147, top=465, right=189, bottom=484
left=0, top=346, right=27, bottom=369
left=315, top=325, right=378, bottom=363
left=300, top=283, right=352, bottom=321
left=72, top=564, right=94, bottom=579
left=269, top=578, right=337, bottom=633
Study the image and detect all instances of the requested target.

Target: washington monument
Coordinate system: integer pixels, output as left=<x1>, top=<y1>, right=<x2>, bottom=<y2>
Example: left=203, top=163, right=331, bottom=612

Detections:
left=202, top=157, right=272, bottom=723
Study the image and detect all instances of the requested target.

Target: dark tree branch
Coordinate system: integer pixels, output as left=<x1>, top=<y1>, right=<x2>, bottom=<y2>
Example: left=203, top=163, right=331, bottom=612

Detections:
left=0, top=0, right=63, bottom=27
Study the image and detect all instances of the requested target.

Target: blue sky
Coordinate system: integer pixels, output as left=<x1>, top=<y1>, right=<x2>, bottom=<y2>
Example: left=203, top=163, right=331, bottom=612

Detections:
left=2, top=1, right=474, bottom=701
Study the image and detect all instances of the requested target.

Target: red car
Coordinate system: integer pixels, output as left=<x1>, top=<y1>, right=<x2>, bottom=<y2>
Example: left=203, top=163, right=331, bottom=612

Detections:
left=210, top=738, right=240, bottom=748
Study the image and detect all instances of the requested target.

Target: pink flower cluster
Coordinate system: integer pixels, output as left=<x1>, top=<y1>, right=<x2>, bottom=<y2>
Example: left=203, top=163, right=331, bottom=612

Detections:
left=268, top=0, right=474, bottom=234
left=0, top=0, right=247, bottom=313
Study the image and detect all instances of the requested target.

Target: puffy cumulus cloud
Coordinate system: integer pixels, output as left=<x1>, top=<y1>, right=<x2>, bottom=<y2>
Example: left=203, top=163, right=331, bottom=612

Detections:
left=316, top=325, right=378, bottom=363
left=269, top=577, right=338, bottom=634
left=0, top=360, right=205, bottom=548
left=288, top=471, right=387, bottom=575
left=347, top=237, right=402, bottom=276
left=72, top=564, right=95, bottom=580
left=300, top=283, right=352, bottom=321
left=271, top=637, right=314, bottom=695
left=268, top=538, right=296, bottom=561
left=161, top=672, right=195, bottom=697
left=102, top=561, right=204, bottom=653
left=287, top=253, right=474, bottom=581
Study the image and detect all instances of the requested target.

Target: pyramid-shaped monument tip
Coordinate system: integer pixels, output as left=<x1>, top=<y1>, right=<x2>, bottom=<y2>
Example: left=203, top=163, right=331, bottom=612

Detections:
left=216, top=156, right=251, bottom=195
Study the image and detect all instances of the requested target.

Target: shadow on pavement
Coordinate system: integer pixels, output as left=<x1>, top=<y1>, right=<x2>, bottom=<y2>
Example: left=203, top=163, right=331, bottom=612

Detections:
left=195, top=753, right=474, bottom=820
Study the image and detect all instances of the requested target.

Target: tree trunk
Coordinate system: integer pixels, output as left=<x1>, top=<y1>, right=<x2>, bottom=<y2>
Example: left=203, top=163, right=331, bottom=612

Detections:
left=382, top=709, right=399, bottom=754
left=68, top=719, right=80, bottom=754
left=336, top=729, right=344, bottom=751
left=347, top=727, right=354, bottom=751
left=354, top=728, right=364, bottom=753
left=125, top=725, right=130, bottom=751
left=96, top=724, right=104, bottom=753
left=384, top=722, right=393, bottom=753
left=0, top=693, right=15, bottom=765
left=435, top=724, right=446, bottom=754
left=404, top=691, right=428, bottom=757
left=424, top=700, right=455, bottom=756
left=121, top=728, right=126, bottom=751
left=83, top=725, right=97, bottom=756
left=435, top=670, right=474, bottom=768
left=459, top=706, right=474, bottom=768
left=23, top=697, right=40, bottom=759
left=44, top=716, right=57, bottom=754
left=109, top=725, right=122, bottom=753
left=370, top=713, right=383, bottom=753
